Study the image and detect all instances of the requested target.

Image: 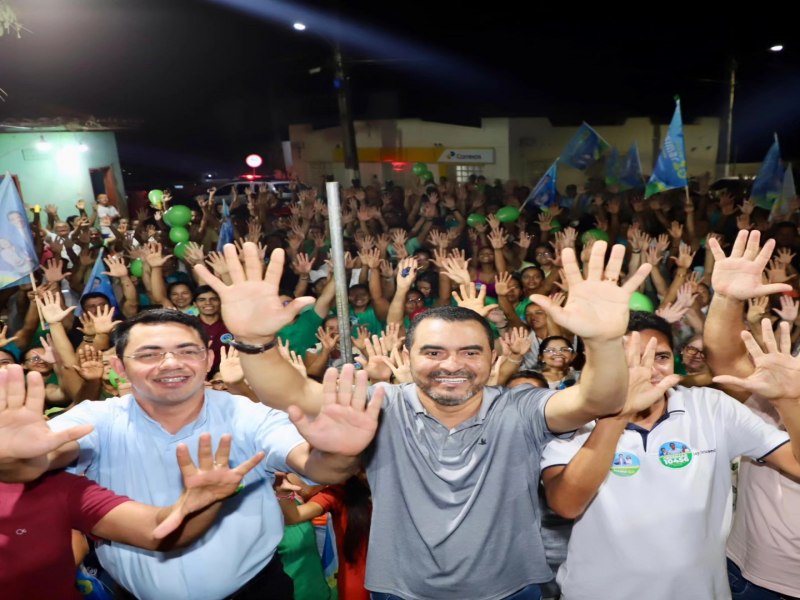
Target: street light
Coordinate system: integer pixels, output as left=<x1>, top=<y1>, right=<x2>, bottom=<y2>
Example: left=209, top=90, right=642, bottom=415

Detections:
left=294, top=24, right=360, bottom=184
left=718, top=46, right=786, bottom=178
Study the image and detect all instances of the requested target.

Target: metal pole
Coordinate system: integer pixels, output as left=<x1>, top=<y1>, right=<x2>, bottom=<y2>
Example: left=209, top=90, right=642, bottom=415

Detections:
left=325, top=181, right=353, bottom=364
left=723, top=58, right=736, bottom=178
left=333, top=43, right=360, bottom=185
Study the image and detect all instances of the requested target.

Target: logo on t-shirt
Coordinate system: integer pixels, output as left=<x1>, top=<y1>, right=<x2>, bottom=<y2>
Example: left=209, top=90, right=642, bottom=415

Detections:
left=658, top=441, right=693, bottom=469
left=610, top=451, right=640, bottom=476
left=220, top=333, right=234, bottom=344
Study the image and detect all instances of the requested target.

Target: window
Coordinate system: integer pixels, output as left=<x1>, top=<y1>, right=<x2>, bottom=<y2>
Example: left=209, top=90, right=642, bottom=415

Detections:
left=455, top=165, right=483, bottom=183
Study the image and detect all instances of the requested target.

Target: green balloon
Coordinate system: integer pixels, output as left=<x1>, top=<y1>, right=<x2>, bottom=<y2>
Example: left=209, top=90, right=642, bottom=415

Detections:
left=550, top=218, right=563, bottom=232
left=496, top=206, right=521, bottom=223
left=412, top=162, right=428, bottom=176
left=148, top=189, right=164, bottom=206
left=422, top=171, right=435, bottom=183
left=581, top=228, right=610, bottom=244
left=173, top=241, right=188, bottom=259
left=164, top=205, right=192, bottom=227
left=129, top=258, right=143, bottom=278
left=629, top=292, right=654, bottom=313
left=467, top=213, right=487, bottom=227
left=169, top=226, right=190, bottom=244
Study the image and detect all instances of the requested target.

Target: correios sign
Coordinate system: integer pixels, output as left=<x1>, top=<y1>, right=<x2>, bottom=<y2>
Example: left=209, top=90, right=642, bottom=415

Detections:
left=437, top=148, right=495, bottom=164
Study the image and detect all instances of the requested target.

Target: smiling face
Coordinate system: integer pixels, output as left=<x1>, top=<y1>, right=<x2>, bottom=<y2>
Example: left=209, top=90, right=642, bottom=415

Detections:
left=195, top=290, right=221, bottom=318
left=638, top=329, right=675, bottom=385
left=540, top=337, right=575, bottom=371
left=114, top=323, right=212, bottom=410
left=680, top=336, right=705, bottom=372
left=521, top=267, right=544, bottom=294
left=169, top=283, right=193, bottom=309
left=408, top=318, right=493, bottom=407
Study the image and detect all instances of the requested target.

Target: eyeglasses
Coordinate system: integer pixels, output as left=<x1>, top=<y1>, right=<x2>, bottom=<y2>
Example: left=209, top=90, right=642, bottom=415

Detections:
left=124, top=347, right=208, bottom=364
left=535, top=251, right=553, bottom=257
left=683, top=346, right=705, bottom=358
left=24, top=355, right=46, bottom=364
left=543, top=346, right=573, bottom=355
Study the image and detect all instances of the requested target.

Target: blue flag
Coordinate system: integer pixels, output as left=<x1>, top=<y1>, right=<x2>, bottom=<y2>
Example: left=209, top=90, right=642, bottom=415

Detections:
left=0, top=174, right=39, bottom=289
left=645, top=100, right=688, bottom=198
left=77, top=248, right=120, bottom=317
left=619, top=142, right=645, bottom=190
left=216, top=198, right=235, bottom=252
left=751, top=136, right=783, bottom=210
left=522, top=160, right=559, bottom=210
left=770, top=163, right=795, bottom=223
left=560, top=122, right=610, bottom=170
left=605, top=147, right=622, bottom=186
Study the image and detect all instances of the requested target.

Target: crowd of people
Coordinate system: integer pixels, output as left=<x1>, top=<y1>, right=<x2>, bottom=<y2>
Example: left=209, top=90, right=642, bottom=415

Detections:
left=1, top=175, right=800, bottom=600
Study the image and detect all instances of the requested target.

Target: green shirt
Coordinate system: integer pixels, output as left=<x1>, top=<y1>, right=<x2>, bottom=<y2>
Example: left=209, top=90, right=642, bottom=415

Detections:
left=278, top=516, right=332, bottom=600
left=351, top=305, right=384, bottom=336
left=278, top=307, right=324, bottom=358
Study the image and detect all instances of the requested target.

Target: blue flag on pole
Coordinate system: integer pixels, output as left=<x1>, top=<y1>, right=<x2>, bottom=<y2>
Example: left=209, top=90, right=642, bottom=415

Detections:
left=645, top=100, right=688, bottom=198
left=217, top=198, right=235, bottom=252
left=560, top=122, right=610, bottom=170
left=77, top=248, right=120, bottom=317
left=522, top=160, right=559, bottom=210
left=0, top=174, right=39, bottom=289
left=619, top=142, right=645, bottom=190
left=769, top=163, right=795, bottom=223
left=605, top=147, right=621, bottom=186
left=751, top=136, right=783, bottom=210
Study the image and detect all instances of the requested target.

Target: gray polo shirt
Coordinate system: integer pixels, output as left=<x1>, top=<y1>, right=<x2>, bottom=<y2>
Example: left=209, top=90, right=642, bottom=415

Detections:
left=363, top=383, right=562, bottom=600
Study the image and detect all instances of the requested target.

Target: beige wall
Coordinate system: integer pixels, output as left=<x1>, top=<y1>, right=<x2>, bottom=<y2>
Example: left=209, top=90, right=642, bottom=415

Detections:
left=289, top=115, right=721, bottom=190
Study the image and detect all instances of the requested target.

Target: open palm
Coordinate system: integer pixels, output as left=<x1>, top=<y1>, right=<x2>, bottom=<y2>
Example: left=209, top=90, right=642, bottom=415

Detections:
left=194, top=244, right=315, bottom=340
left=287, top=365, right=383, bottom=456
left=709, top=230, right=791, bottom=300
left=0, top=366, right=93, bottom=463
left=532, top=243, right=652, bottom=341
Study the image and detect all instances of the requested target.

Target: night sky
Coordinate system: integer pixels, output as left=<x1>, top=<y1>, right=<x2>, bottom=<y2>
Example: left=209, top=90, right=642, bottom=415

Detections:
left=3, top=0, right=800, bottom=181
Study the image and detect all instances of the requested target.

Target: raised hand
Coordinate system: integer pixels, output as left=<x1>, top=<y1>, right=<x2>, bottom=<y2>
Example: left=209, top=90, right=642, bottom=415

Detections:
left=316, top=326, right=339, bottom=352
left=153, top=433, right=265, bottom=539
left=712, top=320, right=800, bottom=401
left=87, top=304, right=122, bottom=335
left=773, top=295, right=799, bottom=323
left=354, top=335, right=393, bottom=382
left=377, top=346, right=412, bottom=384
left=102, top=254, right=129, bottom=278
left=218, top=346, right=244, bottom=385
left=0, top=365, right=94, bottom=464
left=0, top=323, right=19, bottom=348
left=669, top=242, right=696, bottom=269
left=488, top=228, right=509, bottom=250
left=452, top=283, right=495, bottom=317
left=709, top=230, right=791, bottom=299
left=292, top=253, right=314, bottom=276
left=182, top=242, right=205, bottom=267
left=38, top=290, right=77, bottom=325
left=193, top=244, right=315, bottom=343
left=287, top=365, right=383, bottom=456
left=621, top=332, right=681, bottom=416
left=500, top=326, right=532, bottom=357
left=747, top=296, right=769, bottom=324
left=532, top=242, right=651, bottom=342
left=516, top=231, right=533, bottom=250
left=144, top=242, right=173, bottom=268
left=71, top=345, right=104, bottom=381
left=42, top=258, right=71, bottom=283
left=655, top=302, right=690, bottom=324
left=395, top=257, right=418, bottom=289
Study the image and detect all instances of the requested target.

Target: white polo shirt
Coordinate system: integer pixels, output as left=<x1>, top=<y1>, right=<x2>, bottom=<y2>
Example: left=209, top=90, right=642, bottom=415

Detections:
left=541, top=385, right=789, bottom=600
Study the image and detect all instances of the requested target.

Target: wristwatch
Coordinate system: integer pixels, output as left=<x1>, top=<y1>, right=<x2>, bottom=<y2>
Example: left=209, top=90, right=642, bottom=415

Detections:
left=228, top=338, right=278, bottom=355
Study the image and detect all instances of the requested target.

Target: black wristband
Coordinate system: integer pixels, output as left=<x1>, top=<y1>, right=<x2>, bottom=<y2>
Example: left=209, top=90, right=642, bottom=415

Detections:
left=229, top=338, right=278, bottom=355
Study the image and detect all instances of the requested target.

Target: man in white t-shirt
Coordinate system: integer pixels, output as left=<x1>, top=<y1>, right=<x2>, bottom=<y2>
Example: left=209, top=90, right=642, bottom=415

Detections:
left=703, top=229, right=800, bottom=599
left=95, top=193, right=120, bottom=236
left=540, top=311, right=800, bottom=600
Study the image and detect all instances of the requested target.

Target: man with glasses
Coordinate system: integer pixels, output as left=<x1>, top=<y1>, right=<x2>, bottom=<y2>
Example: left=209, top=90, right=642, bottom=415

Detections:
left=0, top=309, right=380, bottom=600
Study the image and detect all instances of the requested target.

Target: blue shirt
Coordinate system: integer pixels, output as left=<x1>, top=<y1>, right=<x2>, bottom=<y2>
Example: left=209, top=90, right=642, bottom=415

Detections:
left=49, top=391, right=306, bottom=600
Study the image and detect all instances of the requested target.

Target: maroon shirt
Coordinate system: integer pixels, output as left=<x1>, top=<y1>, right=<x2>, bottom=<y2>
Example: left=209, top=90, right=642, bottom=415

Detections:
left=0, top=471, right=130, bottom=600
left=201, top=317, right=231, bottom=375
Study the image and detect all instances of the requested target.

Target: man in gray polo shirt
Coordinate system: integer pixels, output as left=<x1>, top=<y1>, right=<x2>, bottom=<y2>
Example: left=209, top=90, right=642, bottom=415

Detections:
left=196, top=241, right=651, bottom=600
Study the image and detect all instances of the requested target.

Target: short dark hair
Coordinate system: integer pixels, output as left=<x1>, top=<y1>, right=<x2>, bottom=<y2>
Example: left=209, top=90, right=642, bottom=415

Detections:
left=506, top=370, right=549, bottom=388
left=404, top=306, right=494, bottom=351
left=538, top=335, right=573, bottom=362
left=348, top=284, right=368, bottom=294
left=80, top=292, right=111, bottom=311
left=627, top=311, right=673, bottom=350
left=193, top=285, right=218, bottom=301
left=112, top=309, right=210, bottom=359
left=167, top=281, right=193, bottom=298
